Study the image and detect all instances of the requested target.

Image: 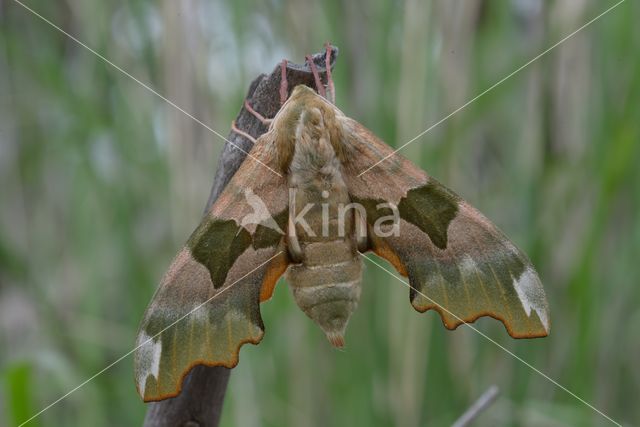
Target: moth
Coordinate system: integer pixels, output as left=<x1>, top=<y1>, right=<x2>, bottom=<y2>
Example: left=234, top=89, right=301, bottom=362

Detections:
left=135, top=68, right=549, bottom=402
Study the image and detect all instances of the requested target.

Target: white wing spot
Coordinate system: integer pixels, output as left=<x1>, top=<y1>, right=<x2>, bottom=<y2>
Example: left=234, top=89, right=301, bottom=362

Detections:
left=512, top=267, right=549, bottom=332
left=136, top=332, right=162, bottom=396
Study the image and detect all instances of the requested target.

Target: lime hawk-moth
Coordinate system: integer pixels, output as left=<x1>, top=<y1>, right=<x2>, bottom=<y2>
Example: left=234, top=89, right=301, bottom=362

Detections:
left=135, top=66, right=549, bottom=402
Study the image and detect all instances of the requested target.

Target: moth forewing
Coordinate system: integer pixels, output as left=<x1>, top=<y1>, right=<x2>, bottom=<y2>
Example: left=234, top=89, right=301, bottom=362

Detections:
left=331, top=91, right=550, bottom=338
left=134, top=127, right=290, bottom=402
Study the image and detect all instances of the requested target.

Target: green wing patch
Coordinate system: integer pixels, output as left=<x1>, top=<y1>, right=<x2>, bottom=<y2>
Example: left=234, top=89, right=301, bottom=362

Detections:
left=352, top=182, right=459, bottom=251
left=188, top=219, right=252, bottom=289
left=397, top=182, right=458, bottom=250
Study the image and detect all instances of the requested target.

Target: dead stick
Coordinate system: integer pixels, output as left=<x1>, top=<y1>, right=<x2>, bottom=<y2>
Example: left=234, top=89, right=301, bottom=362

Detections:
left=142, top=45, right=338, bottom=427
left=451, top=385, right=500, bottom=427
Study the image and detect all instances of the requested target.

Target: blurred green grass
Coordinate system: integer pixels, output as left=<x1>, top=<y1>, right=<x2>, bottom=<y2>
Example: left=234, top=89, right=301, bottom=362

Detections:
left=1, top=1, right=639, bottom=426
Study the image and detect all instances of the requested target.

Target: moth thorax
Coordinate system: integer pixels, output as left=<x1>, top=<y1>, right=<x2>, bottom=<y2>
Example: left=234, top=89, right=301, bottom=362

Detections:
left=285, top=241, right=362, bottom=348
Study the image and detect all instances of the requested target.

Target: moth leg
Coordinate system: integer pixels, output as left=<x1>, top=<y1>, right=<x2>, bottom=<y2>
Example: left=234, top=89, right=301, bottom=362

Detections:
left=324, top=42, right=335, bottom=104
left=279, top=59, right=288, bottom=106
left=354, top=207, right=369, bottom=252
left=231, top=120, right=257, bottom=144
left=287, top=198, right=304, bottom=263
left=305, top=54, right=327, bottom=98
left=244, top=100, right=273, bottom=126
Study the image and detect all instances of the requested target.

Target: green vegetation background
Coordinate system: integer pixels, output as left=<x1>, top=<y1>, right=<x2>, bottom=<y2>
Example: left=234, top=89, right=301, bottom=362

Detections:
left=1, top=1, right=638, bottom=426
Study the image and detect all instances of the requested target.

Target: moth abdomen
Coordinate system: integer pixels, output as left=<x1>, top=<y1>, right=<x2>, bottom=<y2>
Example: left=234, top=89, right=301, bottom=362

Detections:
left=286, top=251, right=362, bottom=348
left=283, top=96, right=366, bottom=347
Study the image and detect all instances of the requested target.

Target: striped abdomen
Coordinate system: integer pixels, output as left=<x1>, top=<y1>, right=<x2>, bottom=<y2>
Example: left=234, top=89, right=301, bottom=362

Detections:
left=284, top=105, right=363, bottom=347
left=286, top=240, right=362, bottom=347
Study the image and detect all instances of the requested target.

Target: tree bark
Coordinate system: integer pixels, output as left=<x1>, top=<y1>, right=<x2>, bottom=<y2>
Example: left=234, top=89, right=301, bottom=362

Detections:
left=143, top=45, right=338, bottom=427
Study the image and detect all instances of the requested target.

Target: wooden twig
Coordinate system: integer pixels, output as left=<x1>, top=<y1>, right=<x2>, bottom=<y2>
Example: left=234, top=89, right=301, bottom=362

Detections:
left=451, top=385, right=500, bottom=427
left=142, top=45, right=338, bottom=427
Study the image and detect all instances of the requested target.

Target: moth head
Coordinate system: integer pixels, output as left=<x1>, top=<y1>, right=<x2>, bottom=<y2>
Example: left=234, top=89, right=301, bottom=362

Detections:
left=272, top=85, right=347, bottom=171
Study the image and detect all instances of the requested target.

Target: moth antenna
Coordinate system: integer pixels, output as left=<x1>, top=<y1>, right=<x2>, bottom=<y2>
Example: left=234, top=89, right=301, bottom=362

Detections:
left=305, top=54, right=326, bottom=98
left=244, top=100, right=273, bottom=126
left=279, top=59, right=288, bottom=106
left=324, top=42, right=335, bottom=104
left=230, top=120, right=257, bottom=144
